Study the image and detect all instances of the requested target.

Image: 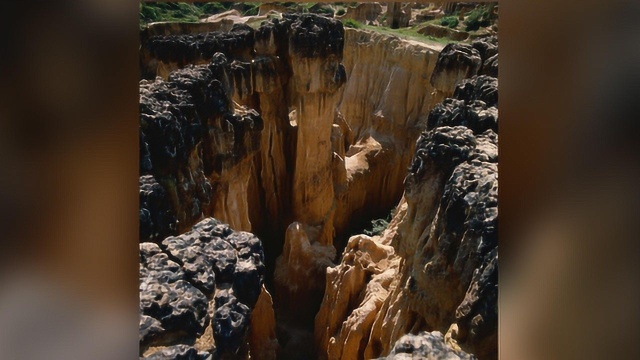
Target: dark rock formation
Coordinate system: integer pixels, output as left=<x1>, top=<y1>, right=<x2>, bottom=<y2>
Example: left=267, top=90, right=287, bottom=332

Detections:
left=289, top=14, right=344, bottom=59
left=453, top=75, right=498, bottom=107
left=140, top=218, right=266, bottom=359
left=378, top=331, right=477, bottom=360
left=399, top=71, right=498, bottom=359
left=140, top=175, right=177, bottom=242
left=430, top=44, right=482, bottom=95
left=140, top=54, right=263, bottom=234
left=140, top=24, right=255, bottom=79
left=472, top=37, right=498, bottom=77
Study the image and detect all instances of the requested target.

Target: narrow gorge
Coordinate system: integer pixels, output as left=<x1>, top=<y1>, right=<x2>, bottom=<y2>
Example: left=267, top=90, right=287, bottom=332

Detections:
left=139, top=10, right=497, bottom=360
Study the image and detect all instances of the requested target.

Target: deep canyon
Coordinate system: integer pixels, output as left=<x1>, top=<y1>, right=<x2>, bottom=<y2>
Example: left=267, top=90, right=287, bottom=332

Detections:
left=139, top=12, right=497, bottom=360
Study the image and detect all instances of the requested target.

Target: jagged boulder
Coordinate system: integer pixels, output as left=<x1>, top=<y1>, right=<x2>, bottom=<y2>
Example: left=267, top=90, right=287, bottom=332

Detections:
left=430, top=43, right=482, bottom=95
left=140, top=218, right=269, bottom=359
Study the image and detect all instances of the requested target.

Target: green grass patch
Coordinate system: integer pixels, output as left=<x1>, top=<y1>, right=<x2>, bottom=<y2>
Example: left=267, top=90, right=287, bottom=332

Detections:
left=359, top=24, right=460, bottom=45
left=464, top=6, right=492, bottom=31
left=440, top=16, right=459, bottom=29
left=342, top=18, right=361, bottom=29
left=139, top=2, right=234, bottom=28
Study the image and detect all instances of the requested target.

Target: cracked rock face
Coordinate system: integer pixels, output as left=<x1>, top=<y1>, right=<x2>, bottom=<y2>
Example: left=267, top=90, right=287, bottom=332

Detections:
left=139, top=218, right=267, bottom=359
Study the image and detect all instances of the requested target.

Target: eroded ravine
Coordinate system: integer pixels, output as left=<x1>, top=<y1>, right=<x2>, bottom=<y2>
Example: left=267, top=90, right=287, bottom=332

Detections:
left=139, top=13, right=497, bottom=360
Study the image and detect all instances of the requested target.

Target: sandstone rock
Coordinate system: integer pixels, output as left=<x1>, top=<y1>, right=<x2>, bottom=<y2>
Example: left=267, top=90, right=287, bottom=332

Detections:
left=377, top=331, right=477, bottom=359
left=142, top=345, right=212, bottom=360
left=386, top=3, right=412, bottom=29
left=138, top=13, right=498, bottom=360
left=417, top=24, right=469, bottom=41
left=249, top=286, right=279, bottom=360
left=140, top=218, right=272, bottom=359
left=316, top=65, right=498, bottom=359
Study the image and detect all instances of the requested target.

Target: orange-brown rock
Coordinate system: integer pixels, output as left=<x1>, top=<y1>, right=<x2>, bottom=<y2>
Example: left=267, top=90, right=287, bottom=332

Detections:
left=315, top=74, right=499, bottom=360
left=249, top=286, right=279, bottom=360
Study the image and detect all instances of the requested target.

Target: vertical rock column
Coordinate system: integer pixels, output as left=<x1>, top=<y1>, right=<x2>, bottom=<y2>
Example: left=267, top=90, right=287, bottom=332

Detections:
left=274, top=15, right=347, bottom=326
left=253, top=20, right=292, bottom=236
left=289, top=16, right=346, bottom=246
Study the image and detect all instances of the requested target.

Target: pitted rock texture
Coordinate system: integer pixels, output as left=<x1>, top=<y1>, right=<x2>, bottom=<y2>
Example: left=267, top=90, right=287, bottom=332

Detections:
left=140, top=175, right=178, bottom=242
left=140, top=53, right=263, bottom=234
left=140, top=218, right=271, bottom=359
left=140, top=24, right=255, bottom=79
left=377, top=331, right=477, bottom=360
left=471, top=37, right=498, bottom=77
left=139, top=13, right=498, bottom=360
left=430, top=44, right=482, bottom=96
left=315, top=56, right=498, bottom=359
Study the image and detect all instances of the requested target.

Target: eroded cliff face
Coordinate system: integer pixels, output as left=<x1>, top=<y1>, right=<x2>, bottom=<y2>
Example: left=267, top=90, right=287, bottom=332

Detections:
left=315, top=46, right=498, bottom=360
left=139, top=13, right=498, bottom=360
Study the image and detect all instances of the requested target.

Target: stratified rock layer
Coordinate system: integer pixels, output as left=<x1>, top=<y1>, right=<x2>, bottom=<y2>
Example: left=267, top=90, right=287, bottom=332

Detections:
left=140, top=218, right=273, bottom=360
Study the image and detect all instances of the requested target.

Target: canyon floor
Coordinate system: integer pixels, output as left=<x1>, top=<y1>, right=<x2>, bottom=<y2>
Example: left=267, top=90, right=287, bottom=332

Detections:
left=139, top=3, right=498, bottom=360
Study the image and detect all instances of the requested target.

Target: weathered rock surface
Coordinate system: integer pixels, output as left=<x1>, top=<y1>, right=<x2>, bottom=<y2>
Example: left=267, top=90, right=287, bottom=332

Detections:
left=141, top=24, right=256, bottom=79
left=139, top=13, right=498, bottom=360
left=430, top=44, right=482, bottom=97
left=315, top=50, right=498, bottom=359
left=140, top=218, right=274, bottom=359
left=333, top=28, right=444, bottom=244
left=140, top=175, right=178, bottom=242
left=140, top=54, right=263, bottom=234
left=377, top=331, right=477, bottom=360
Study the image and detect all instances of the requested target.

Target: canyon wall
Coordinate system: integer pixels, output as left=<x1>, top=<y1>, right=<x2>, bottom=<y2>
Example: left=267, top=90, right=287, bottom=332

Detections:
left=315, top=40, right=498, bottom=360
left=139, top=13, right=498, bottom=360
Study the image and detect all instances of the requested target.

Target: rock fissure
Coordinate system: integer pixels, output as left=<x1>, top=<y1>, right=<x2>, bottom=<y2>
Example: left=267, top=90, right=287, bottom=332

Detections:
left=140, top=12, right=498, bottom=360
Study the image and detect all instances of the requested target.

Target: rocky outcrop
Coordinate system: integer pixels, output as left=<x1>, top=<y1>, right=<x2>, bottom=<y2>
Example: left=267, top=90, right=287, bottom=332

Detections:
left=315, top=52, right=498, bottom=359
left=428, top=37, right=497, bottom=108
left=377, top=331, right=477, bottom=360
left=140, top=175, right=178, bottom=242
left=273, top=13, right=346, bottom=332
left=140, top=218, right=272, bottom=359
left=140, top=54, right=262, bottom=234
left=139, top=13, right=498, bottom=360
left=140, top=24, right=255, bottom=80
